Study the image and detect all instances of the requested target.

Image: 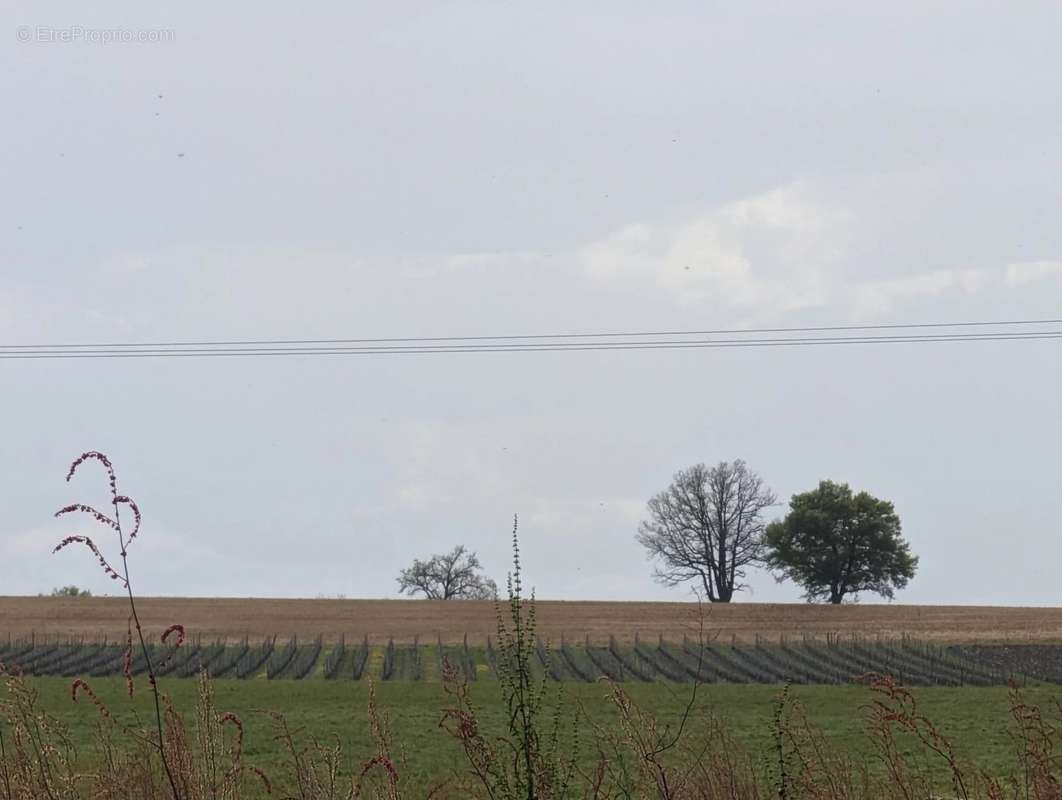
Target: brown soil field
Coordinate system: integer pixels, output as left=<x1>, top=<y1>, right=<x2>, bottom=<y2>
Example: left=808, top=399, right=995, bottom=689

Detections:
left=2, top=597, right=1061, bottom=646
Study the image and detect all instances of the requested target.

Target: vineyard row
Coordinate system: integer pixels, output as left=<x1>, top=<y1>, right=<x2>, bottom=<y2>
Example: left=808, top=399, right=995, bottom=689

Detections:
left=0, top=632, right=1051, bottom=686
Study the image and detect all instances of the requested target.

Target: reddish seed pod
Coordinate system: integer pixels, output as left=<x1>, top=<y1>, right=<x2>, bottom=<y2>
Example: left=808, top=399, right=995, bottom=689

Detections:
left=53, top=535, right=88, bottom=553
left=54, top=503, right=118, bottom=529
left=53, top=535, right=127, bottom=588
left=66, top=451, right=116, bottom=487
left=114, top=495, right=142, bottom=540
left=71, top=678, right=111, bottom=718
left=359, top=755, right=400, bottom=782
left=219, top=711, right=242, bottom=727
left=155, top=625, right=185, bottom=674
left=161, top=624, right=186, bottom=647
left=250, top=766, right=273, bottom=795
left=123, top=629, right=134, bottom=696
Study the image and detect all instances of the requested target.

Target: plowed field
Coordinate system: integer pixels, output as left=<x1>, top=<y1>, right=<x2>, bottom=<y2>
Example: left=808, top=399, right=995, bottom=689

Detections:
left=3, top=597, right=1061, bottom=645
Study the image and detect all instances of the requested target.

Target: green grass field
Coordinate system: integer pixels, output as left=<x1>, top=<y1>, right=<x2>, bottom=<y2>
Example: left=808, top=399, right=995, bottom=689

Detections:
left=28, top=675, right=1059, bottom=793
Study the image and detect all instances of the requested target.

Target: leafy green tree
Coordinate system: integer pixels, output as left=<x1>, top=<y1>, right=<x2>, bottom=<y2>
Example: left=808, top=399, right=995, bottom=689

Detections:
left=50, top=585, right=92, bottom=597
left=765, top=480, right=917, bottom=604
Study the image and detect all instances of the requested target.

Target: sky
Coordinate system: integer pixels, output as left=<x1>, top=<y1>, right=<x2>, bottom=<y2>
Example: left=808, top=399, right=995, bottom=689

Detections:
left=2, top=1, right=1061, bottom=604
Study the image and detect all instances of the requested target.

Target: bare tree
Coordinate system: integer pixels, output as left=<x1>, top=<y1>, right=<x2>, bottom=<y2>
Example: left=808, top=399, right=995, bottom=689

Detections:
left=636, top=460, right=777, bottom=602
left=397, top=545, right=498, bottom=600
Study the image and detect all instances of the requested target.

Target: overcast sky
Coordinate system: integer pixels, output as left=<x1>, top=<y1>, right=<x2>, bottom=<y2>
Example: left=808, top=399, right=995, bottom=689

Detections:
left=3, top=1, right=1060, bottom=604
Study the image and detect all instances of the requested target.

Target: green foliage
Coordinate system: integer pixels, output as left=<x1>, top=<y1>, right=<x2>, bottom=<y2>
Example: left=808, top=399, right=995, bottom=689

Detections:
left=440, top=516, right=578, bottom=800
left=50, top=585, right=92, bottom=597
left=18, top=676, right=1062, bottom=797
left=765, top=480, right=918, bottom=604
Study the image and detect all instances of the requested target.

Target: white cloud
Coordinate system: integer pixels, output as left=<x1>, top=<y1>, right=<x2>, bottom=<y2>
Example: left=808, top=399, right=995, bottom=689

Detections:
left=849, top=268, right=992, bottom=316
left=1005, top=260, right=1062, bottom=287
left=722, top=186, right=833, bottom=232
left=660, top=219, right=758, bottom=304
left=397, top=485, right=427, bottom=508
left=581, top=181, right=1062, bottom=320
left=397, top=250, right=543, bottom=279
left=582, top=184, right=838, bottom=313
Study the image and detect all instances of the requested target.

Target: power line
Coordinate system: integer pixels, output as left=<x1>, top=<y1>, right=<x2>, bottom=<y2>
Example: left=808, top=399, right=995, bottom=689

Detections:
left=2, top=317, right=1061, bottom=351
left=1, top=326, right=1061, bottom=359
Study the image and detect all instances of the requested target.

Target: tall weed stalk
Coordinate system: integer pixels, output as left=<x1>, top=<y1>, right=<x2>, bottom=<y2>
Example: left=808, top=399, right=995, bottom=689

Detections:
left=440, top=516, right=578, bottom=800
left=52, top=451, right=184, bottom=799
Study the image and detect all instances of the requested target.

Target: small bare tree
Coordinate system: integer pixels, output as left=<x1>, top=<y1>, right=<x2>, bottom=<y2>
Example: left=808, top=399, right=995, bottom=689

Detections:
left=397, top=545, right=498, bottom=599
left=636, top=460, right=777, bottom=602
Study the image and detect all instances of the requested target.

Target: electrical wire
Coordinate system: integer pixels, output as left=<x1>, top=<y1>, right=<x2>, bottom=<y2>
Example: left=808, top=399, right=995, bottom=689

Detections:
left=2, top=317, right=1061, bottom=351
left=1, top=322, right=1060, bottom=359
